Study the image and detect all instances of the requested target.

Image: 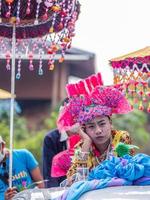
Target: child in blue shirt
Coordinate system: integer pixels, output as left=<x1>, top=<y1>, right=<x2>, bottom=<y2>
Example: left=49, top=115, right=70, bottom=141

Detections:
left=0, top=136, right=44, bottom=200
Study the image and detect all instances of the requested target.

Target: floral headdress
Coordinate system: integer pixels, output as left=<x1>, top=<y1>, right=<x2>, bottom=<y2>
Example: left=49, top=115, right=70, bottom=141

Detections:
left=57, top=73, right=132, bottom=131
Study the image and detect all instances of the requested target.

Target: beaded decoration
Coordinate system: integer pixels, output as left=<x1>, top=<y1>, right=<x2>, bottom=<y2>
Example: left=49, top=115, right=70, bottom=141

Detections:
left=110, top=47, right=150, bottom=112
left=57, top=73, right=132, bottom=131
left=0, top=0, right=80, bottom=78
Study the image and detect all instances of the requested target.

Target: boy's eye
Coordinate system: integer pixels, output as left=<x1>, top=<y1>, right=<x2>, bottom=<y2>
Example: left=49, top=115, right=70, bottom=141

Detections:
left=88, top=125, right=95, bottom=129
left=99, top=123, right=106, bottom=126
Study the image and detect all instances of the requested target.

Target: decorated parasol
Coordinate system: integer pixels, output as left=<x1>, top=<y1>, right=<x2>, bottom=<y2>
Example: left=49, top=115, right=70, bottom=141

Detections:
left=0, top=0, right=80, bottom=187
left=110, top=47, right=150, bottom=112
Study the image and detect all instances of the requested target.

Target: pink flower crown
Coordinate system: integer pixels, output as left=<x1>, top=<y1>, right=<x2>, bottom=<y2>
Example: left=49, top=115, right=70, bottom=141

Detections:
left=57, top=73, right=132, bottom=131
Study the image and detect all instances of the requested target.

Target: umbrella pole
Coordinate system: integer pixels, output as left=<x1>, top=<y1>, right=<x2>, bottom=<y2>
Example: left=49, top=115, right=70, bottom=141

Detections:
left=9, top=23, right=16, bottom=188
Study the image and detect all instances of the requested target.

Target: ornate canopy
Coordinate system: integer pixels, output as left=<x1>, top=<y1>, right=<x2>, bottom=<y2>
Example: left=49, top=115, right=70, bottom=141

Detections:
left=110, top=47, right=150, bottom=112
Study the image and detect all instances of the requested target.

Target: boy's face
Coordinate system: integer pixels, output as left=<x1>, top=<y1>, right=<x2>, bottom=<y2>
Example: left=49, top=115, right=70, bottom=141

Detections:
left=85, top=116, right=112, bottom=145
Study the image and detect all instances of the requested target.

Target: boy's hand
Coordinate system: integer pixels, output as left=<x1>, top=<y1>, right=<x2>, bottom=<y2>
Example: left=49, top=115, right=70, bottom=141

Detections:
left=79, top=127, right=92, bottom=144
left=79, top=127, right=92, bottom=152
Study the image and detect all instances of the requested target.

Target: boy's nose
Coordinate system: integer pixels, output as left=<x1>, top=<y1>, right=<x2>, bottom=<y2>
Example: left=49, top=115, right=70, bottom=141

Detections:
left=95, top=126, right=102, bottom=135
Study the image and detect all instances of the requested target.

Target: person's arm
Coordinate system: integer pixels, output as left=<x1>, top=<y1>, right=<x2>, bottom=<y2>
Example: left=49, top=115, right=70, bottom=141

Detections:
left=23, top=149, right=44, bottom=188
left=30, top=167, right=44, bottom=188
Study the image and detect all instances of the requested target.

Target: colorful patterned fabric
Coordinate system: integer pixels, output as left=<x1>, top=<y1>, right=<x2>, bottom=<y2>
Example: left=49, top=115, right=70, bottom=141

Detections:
left=51, top=130, right=132, bottom=179
left=67, top=130, right=132, bottom=179
left=58, top=153, right=150, bottom=200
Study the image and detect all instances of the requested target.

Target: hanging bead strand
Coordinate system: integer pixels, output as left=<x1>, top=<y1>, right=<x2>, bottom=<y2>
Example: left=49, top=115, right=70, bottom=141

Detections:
left=28, top=52, right=34, bottom=71
left=0, top=0, right=2, bottom=23
left=5, top=51, right=11, bottom=70
left=16, top=54, right=21, bottom=79
left=34, top=0, right=42, bottom=25
left=26, top=0, right=31, bottom=15
left=38, top=50, right=43, bottom=75
left=16, top=0, right=21, bottom=24
left=5, top=0, right=14, bottom=18
left=44, top=0, right=53, bottom=20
